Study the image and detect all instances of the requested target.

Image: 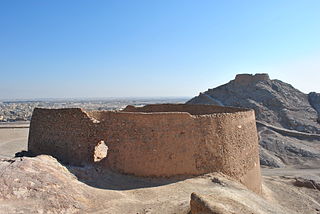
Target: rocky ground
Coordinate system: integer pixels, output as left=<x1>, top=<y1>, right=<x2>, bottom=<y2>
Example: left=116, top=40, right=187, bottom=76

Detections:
left=0, top=127, right=319, bottom=214
left=0, top=125, right=28, bottom=159
left=187, top=73, right=320, bottom=168
left=0, top=155, right=319, bottom=214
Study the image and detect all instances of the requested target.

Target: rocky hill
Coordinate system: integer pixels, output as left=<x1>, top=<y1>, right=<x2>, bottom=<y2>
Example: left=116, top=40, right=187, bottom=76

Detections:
left=187, top=74, right=320, bottom=167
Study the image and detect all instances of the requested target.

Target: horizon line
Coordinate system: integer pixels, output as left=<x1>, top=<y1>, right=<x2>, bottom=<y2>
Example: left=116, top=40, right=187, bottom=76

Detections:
left=0, top=96, right=191, bottom=102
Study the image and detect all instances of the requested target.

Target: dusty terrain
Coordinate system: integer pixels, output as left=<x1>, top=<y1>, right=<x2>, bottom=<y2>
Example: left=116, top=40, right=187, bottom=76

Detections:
left=0, top=124, right=29, bottom=159
left=0, top=129, right=319, bottom=214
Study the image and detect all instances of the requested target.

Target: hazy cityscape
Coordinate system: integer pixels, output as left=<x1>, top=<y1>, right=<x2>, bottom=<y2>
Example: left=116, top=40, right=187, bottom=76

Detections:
left=0, top=97, right=189, bottom=122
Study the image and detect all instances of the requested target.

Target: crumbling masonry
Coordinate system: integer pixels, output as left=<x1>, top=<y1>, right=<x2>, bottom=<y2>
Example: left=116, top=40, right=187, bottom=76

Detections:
left=28, top=104, right=262, bottom=193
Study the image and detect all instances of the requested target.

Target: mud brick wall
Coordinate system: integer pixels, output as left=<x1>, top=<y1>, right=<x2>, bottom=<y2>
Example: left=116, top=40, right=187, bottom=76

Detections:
left=234, top=73, right=270, bottom=86
left=28, top=104, right=261, bottom=193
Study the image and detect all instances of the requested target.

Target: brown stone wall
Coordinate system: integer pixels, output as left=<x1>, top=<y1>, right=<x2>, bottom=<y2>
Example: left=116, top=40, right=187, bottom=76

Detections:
left=234, top=73, right=270, bottom=86
left=122, top=103, right=248, bottom=114
left=28, top=108, right=102, bottom=165
left=28, top=104, right=261, bottom=193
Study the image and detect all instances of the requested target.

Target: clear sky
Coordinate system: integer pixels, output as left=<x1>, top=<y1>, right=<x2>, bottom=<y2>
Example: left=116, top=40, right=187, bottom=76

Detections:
left=1, top=0, right=320, bottom=99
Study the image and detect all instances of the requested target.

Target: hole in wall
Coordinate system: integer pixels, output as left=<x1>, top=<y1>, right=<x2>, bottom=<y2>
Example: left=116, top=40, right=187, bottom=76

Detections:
left=93, top=140, right=108, bottom=162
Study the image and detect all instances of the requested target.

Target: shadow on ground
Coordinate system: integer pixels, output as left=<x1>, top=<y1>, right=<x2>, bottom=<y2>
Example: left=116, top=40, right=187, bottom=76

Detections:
left=66, top=163, right=191, bottom=190
left=15, top=150, right=36, bottom=158
left=15, top=151, right=196, bottom=191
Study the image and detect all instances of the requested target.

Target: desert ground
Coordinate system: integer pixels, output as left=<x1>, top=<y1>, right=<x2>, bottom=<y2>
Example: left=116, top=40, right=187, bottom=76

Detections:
left=0, top=124, right=319, bottom=214
left=0, top=123, right=29, bottom=159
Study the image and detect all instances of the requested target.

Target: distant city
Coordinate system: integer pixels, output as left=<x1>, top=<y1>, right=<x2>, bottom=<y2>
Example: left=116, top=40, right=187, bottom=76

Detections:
left=0, top=97, right=189, bottom=122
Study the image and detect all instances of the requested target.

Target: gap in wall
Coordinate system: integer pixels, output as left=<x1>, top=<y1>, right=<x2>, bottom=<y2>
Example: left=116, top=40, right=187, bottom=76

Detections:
left=93, top=140, right=108, bottom=162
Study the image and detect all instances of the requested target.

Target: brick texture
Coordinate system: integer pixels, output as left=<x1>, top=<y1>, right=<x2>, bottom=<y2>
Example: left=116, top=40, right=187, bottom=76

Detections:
left=28, top=104, right=261, bottom=193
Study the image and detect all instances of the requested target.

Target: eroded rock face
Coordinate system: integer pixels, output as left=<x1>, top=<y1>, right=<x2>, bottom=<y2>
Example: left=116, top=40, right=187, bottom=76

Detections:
left=187, top=74, right=320, bottom=168
left=190, top=192, right=291, bottom=214
left=189, top=175, right=294, bottom=214
left=308, top=92, right=320, bottom=123
left=188, top=74, right=319, bottom=134
left=258, top=125, right=320, bottom=167
left=293, top=175, right=320, bottom=191
left=0, top=155, right=91, bottom=214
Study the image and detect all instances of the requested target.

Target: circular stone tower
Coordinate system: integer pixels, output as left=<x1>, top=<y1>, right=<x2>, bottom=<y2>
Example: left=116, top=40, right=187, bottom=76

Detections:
left=28, top=104, right=262, bottom=193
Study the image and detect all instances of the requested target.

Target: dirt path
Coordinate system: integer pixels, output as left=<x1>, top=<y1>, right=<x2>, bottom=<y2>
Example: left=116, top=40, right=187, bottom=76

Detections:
left=262, top=167, right=320, bottom=177
left=0, top=127, right=28, bottom=158
left=257, top=120, right=320, bottom=140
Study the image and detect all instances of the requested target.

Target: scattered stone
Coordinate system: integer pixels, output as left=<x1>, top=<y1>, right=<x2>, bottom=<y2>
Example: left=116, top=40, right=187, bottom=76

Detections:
left=14, top=150, right=35, bottom=158
left=211, top=177, right=226, bottom=186
left=294, top=176, right=320, bottom=191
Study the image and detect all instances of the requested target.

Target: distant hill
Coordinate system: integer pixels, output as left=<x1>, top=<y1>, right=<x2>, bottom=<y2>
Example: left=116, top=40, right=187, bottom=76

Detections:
left=187, top=74, right=320, bottom=167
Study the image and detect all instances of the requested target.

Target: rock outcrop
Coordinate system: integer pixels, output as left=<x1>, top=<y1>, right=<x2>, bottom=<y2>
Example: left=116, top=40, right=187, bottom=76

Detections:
left=0, top=155, right=92, bottom=213
left=2, top=155, right=315, bottom=214
left=187, top=74, right=320, bottom=168
left=190, top=190, right=291, bottom=214
left=308, top=92, right=320, bottom=123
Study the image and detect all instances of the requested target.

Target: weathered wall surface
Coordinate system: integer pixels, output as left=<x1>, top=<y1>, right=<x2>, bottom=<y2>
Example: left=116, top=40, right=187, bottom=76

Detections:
left=28, top=104, right=261, bottom=193
left=234, top=73, right=270, bottom=86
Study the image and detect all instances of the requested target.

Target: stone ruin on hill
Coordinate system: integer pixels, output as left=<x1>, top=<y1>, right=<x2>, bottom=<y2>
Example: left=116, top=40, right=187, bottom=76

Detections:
left=28, top=104, right=262, bottom=193
left=234, top=73, right=271, bottom=86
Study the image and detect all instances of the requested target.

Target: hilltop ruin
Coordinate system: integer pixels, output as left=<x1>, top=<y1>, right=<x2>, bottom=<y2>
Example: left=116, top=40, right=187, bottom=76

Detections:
left=28, top=104, right=262, bottom=193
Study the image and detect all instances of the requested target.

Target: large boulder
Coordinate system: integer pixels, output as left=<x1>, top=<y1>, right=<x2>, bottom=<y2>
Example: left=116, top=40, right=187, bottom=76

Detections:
left=0, top=155, right=92, bottom=213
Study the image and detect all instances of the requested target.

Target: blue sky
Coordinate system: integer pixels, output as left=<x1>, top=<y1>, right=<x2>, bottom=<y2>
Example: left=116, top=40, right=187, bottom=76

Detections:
left=0, top=0, right=320, bottom=99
